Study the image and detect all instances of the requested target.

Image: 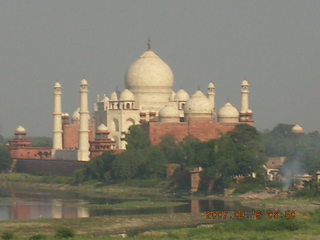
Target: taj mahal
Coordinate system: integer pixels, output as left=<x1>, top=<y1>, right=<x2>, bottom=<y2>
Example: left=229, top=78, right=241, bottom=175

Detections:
left=9, top=44, right=254, bottom=163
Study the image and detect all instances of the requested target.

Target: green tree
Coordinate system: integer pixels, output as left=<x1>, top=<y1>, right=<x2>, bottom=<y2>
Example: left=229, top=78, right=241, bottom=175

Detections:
left=0, top=144, right=12, bottom=172
left=125, top=125, right=150, bottom=150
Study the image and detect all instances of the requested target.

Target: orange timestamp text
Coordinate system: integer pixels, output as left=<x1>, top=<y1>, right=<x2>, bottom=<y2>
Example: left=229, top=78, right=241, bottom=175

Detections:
left=205, top=210, right=296, bottom=220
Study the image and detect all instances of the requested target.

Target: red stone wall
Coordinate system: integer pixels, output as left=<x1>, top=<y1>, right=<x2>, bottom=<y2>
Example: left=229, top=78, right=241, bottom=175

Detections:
left=148, top=121, right=237, bottom=145
left=15, top=159, right=86, bottom=176
left=63, top=124, right=95, bottom=149
left=10, top=147, right=52, bottom=160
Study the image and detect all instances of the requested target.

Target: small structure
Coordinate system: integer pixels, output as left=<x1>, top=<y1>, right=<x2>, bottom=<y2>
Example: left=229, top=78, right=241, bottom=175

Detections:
left=8, top=126, right=51, bottom=160
left=265, top=157, right=287, bottom=181
left=89, top=124, right=116, bottom=158
left=291, top=124, right=304, bottom=134
left=190, top=166, right=203, bottom=193
left=293, top=174, right=313, bottom=189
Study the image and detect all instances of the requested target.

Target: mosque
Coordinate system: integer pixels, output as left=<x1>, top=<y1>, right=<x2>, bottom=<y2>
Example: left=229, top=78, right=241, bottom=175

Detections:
left=8, top=44, right=254, bottom=163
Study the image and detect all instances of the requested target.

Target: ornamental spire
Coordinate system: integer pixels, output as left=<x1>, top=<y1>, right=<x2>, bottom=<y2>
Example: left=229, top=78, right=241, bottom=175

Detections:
left=147, top=37, right=151, bottom=50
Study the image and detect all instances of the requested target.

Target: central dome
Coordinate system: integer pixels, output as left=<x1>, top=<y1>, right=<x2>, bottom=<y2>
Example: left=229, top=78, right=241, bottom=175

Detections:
left=125, top=50, right=174, bottom=110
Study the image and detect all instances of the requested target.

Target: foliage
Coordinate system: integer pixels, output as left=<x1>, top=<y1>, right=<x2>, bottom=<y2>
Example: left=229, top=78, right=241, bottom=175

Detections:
left=0, top=144, right=12, bottom=172
left=28, top=234, right=46, bottom=240
left=29, top=136, right=52, bottom=147
left=54, top=227, right=75, bottom=239
left=262, top=124, right=320, bottom=174
left=295, top=182, right=320, bottom=198
left=1, top=232, right=14, bottom=240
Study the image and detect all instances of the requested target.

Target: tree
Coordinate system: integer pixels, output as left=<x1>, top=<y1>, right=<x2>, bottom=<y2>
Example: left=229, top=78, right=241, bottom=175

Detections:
left=125, top=125, right=150, bottom=150
left=0, top=144, right=12, bottom=172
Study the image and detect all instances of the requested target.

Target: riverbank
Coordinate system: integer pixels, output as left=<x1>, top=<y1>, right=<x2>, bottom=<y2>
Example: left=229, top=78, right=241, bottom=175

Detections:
left=0, top=173, right=172, bottom=200
left=0, top=208, right=320, bottom=240
left=1, top=173, right=320, bottom=239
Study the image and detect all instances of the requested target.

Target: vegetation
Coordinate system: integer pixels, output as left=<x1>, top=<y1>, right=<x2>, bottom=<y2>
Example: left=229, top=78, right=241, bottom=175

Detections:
left=262, top=123, right=320, bottom=174
left=0, top=231, right=14, bottom=240
left=54, top=227, right=75, bottom=239
left=0, top=205, right=320, bottom=239
left=76, top=124, right=265, bottom=193
left=0, top=144, right=11, bottom=172
left=28, top=136, right=52, bottom=148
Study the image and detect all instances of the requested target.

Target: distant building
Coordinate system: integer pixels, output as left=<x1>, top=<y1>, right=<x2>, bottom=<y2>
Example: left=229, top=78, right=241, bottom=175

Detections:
left=9, top=44, right=255, bottom=163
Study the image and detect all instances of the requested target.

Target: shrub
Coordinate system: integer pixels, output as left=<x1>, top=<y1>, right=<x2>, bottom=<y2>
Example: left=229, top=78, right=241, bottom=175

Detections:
left=29, top=234, right=46, bottom=240
left=55, top=227, right=75, bottom=239
left=1, top=232, right=14, bottom=240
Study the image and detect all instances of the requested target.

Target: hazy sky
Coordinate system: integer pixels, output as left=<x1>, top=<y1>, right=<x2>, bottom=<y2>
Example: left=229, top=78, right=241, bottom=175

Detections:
left=0, top=0, right=320, bottom=137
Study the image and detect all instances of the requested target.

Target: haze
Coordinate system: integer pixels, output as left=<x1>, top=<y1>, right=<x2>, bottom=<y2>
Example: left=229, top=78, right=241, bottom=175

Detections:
left=0, top=0, right=319, bottom=137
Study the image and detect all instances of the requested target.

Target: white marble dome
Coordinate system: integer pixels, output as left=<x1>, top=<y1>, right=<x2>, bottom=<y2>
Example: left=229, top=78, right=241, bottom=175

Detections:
left=159, top=105, right=180, bottom=122
left=126, top=50, right=174, bottom=89
left=208, top=82, right=215, bottom=89
left=292, top=124, right=304, bottom=134
left=218, top=102, right=239, bottom=118
left=184, top=90, right=212, bottom=114
left=125, top=50, right=174, bottom=110
left=97, top=123, right=108, bottom=132
left=15, top=125, right=26, bottom=134
left=241, top=80, right=249, bottom=86
left=218, top=102, right=239, bottom=123
left=175, top=89, right=190, bottom=102
left=120, top=89, right=135, bottom=101
left=110, top=91, right=118, bottom=101
left=159, top=105, right=180, bottom=118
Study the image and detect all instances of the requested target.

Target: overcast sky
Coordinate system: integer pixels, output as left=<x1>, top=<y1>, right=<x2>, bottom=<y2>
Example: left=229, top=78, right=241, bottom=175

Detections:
left=0, top=0, right=319, bottom=137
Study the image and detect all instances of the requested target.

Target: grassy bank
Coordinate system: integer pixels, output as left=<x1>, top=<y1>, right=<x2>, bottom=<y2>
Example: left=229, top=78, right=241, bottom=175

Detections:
left=0, top=173, right=172, bottom=200
left=85, top=200, right=187, bottom=210
left=1, top=208, right=320, bottom=240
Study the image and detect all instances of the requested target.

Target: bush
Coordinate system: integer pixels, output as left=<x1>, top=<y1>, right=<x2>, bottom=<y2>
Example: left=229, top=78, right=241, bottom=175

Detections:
left=29, top=234, right=46, bottom=240
left=234, top=182, right=264, bottom=194
left=55, top=227, right=75, bottom=239
left=1, top=232, right=14, bottom=240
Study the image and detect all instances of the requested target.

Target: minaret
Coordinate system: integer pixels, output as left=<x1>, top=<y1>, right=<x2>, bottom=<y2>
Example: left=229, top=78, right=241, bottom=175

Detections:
left=207, top=82, right=215, bottom=111
left=240, top=80, right=253, bottom=122
left=52, top=82, right=63, bottom=156
left=77, top=79, right=90, bottom=161
left=240, top=80, right=249, bottom=113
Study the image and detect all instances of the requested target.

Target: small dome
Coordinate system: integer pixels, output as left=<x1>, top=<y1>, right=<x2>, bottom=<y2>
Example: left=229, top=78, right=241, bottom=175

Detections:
left=15, top=125, right=26, bottom=134
left=80, top=79, right=88, bottom=86
left=62, top=113, right=70, bottom=118
left=184, top=90, right=212, bottom=114
left=218, top=102, right=239, bottom=118
left=292, top=124, right=304, bottom=134
left=54, top=82, right=61, bottom=89
left=72, top=107, right=80, bottom=121
left=159, top=105, right=180, bottom=118
left=120, top=89, right=135, bottom=101
left=175, top=89, right=190, bottom=102
left=110, top=91, right=118, bottom=101
left=208, top=82, right=215, bottom=89
left=97, top=124, right=108, bottom=132
left=241, top=80, right=249, bottom=86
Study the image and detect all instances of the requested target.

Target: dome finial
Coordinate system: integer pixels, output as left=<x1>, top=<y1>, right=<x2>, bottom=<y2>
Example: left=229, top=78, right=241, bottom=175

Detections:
left=147, top=37, right=151, bottom=50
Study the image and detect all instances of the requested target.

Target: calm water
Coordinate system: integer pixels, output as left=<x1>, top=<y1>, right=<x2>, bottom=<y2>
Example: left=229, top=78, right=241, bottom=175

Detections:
left=0, top=188, right=245, bottom=221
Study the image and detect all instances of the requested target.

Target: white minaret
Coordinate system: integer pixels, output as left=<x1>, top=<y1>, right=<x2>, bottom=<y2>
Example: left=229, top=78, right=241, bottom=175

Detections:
left=207, top=82, right=216, bottom=111
left=52, top=82, right=63, bottom=156
left=77, top=79, right=90, bottom=161
left=240, top=80, right=250, bottom=113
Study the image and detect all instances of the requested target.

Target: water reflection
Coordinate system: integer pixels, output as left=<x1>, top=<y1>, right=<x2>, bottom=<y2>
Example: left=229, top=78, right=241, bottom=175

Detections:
left=0, top=190, right=248, bottom=221
left=0, top=192, right=89, bottom=220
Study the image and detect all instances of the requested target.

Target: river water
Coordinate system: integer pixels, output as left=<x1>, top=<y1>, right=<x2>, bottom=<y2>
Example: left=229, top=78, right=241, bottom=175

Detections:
left=0, top=188, right=245, bottom=221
